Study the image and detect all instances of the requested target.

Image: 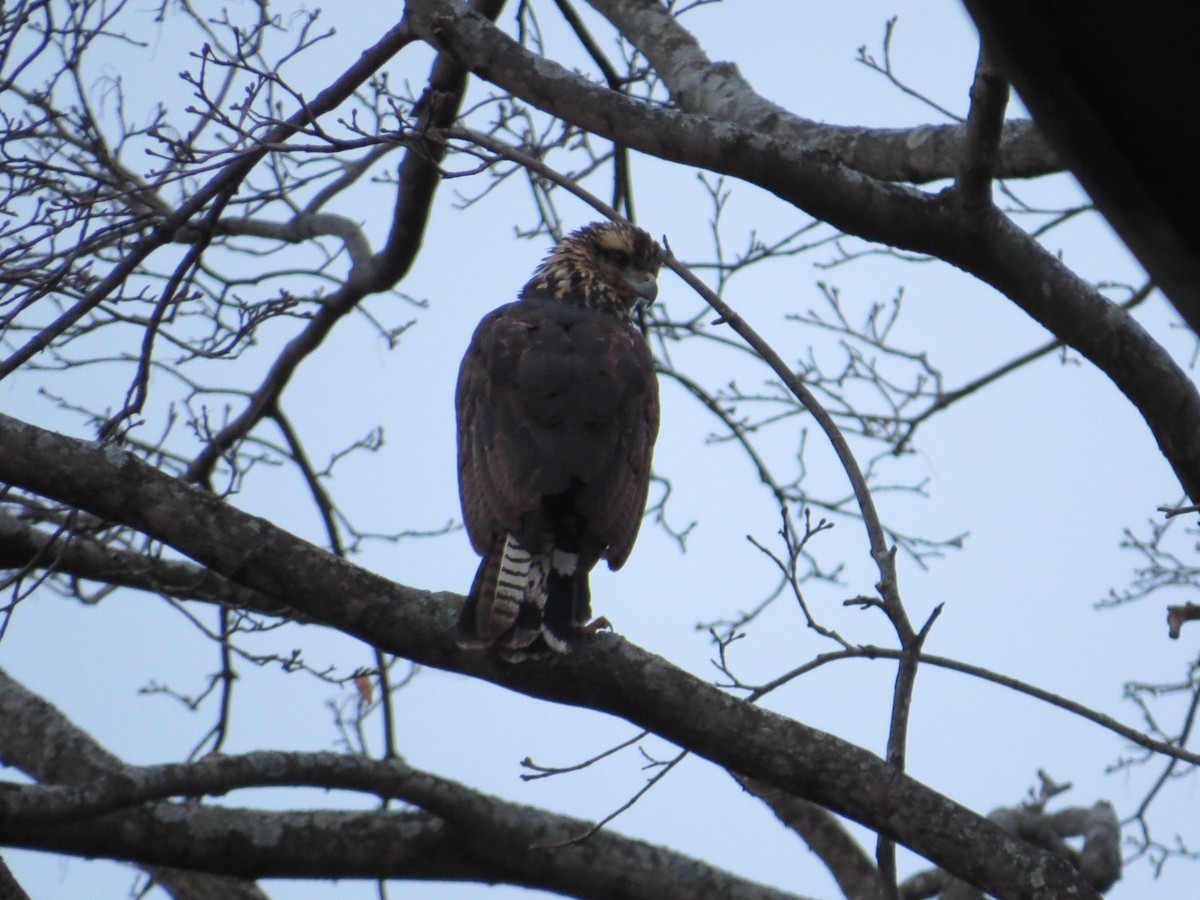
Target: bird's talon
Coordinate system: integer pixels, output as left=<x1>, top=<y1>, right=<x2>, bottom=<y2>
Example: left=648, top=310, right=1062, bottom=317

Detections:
left=582, top=616, right=612, bottom=635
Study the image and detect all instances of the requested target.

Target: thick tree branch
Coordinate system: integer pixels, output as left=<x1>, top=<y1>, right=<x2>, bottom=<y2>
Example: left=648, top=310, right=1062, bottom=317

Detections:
left=406, top=0, right=1200, bottom=503
left=0, top=412, right=1102, bottom=900
left=6, top=800, right=806, bottom=899
left=0, top=511, right=295, bottom=618
left=911, top=800, right=1121, bottom=899
left=0, top=669, right=803, bottom=899
left=586, top=0, right=1057, bottom=184
left=6, top=801, right=495, bottom=885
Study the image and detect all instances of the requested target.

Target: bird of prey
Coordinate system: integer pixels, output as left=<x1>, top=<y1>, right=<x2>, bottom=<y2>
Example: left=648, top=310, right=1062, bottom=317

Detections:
left=455, top=221, right=664, bottom=655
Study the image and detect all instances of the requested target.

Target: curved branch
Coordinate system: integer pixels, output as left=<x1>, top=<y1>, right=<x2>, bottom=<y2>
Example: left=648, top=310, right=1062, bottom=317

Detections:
left=0, top=412, right=1102, bottom=900
left=214, top=212, right=375, bottom=269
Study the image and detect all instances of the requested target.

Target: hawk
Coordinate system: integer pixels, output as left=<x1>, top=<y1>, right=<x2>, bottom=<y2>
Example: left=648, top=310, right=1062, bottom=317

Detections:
left=455, top=221, right=663, bottom=655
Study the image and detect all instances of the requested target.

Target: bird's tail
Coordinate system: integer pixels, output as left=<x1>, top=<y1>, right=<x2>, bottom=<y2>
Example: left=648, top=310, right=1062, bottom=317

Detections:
left=543, top=548, right=591, bottom=647
left=458, top=534, right=590, bottom=655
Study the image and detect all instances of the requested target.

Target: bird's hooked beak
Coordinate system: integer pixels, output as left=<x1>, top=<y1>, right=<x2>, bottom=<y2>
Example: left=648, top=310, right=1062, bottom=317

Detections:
left=625, top=269, right=659, bottom=307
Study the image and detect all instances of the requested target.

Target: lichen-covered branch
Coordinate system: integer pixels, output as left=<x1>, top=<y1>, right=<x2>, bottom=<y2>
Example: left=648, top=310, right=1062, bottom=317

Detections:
left=586, top=0, right=1058, bottom=184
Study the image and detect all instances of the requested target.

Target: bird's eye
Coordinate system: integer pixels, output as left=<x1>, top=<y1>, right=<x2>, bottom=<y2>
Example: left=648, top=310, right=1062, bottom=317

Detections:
left=609, top=250, right=631, bottom=267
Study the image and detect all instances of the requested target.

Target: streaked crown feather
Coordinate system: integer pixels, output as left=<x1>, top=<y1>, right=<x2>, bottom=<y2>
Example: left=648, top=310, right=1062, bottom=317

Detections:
left=521, top=221, right=663, bottom=314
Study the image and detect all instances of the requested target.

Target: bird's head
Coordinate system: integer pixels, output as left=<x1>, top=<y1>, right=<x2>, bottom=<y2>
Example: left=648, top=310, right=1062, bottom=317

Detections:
left=523, top=221, right=664, bottom=315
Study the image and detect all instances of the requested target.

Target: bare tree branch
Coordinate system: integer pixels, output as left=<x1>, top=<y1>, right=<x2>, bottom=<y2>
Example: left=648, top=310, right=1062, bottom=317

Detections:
left=0, top=16, right=417, bottom=382
left=752, top=646, right=1200, bottom=768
